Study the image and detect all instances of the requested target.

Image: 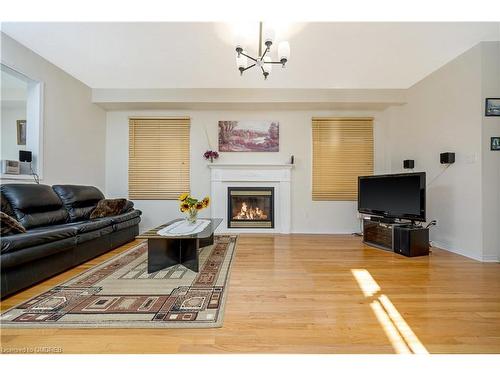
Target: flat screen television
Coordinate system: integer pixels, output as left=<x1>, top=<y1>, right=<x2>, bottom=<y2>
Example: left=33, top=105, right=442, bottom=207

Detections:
left=358, top=172, right=426, bottom=222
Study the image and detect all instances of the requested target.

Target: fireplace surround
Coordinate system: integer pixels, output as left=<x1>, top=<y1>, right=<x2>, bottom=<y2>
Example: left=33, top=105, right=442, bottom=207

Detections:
left=228, top=187, right=274, bottom=229
left=209, top=164, right=293, bottom=234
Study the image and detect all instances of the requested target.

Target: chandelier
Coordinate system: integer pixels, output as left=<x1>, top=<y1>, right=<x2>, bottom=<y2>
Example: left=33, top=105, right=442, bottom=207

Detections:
left=235, top=22, right=290, bottom=80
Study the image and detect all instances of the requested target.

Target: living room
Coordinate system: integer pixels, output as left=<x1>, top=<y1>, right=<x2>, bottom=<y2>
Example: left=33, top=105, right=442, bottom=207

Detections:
left=1, top=0, right=500, bottom=371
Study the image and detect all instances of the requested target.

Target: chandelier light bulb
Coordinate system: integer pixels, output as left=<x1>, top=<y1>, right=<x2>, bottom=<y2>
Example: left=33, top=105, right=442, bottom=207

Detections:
left=263, top=26, right=275, bottom=48
left=234, top=30, right=245, bottom=52
left=278, top=41, right=290, bottom=66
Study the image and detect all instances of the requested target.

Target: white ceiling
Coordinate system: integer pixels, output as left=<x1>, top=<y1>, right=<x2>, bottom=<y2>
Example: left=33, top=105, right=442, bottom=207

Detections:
left=2, top=22, right=499, bottom=89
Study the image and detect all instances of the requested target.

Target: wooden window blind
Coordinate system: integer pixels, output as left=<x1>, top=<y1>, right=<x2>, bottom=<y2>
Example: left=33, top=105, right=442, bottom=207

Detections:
left=129, top=117, right=190, bottom=200
left=312, top=117, right=374, bottom=201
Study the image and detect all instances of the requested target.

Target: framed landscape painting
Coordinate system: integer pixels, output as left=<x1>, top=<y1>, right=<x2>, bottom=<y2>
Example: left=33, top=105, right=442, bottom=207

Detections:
left=218, top=120, right=279, bottom=152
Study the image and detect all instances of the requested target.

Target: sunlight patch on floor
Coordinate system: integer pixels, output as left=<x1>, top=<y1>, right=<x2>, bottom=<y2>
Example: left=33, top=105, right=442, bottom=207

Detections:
left=351, top=269, right=429, bottom=354
left=352, top=269, right=381, bottom=297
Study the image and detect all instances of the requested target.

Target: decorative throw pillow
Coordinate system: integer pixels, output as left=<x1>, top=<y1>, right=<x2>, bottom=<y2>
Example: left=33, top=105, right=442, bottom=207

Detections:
left=0, top=211, right=27, bottom=235
left=122, top=200, right=134, bottom=213
left=90, top=199, right=128, bottom=219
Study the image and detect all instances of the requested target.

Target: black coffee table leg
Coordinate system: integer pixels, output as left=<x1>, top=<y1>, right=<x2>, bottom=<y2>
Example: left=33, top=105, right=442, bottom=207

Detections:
left=147, top=238, right=181, bottom=273
left=180, top=238, right=199, bottom=272
left=199, top=233, right=214, bottom=248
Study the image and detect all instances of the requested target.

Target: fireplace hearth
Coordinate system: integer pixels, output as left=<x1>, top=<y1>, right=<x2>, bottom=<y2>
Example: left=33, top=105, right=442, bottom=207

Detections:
left=227, top=187, right=274, bottom=228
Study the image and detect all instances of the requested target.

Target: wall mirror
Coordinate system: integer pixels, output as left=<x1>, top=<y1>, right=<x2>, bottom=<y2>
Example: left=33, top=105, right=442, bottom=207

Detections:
left=1, top=63, right=43, bottom=181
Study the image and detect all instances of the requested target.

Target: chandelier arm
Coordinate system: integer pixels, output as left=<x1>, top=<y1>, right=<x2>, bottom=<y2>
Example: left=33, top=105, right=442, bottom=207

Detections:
left=260, top=47, right=269, bottom=61
left=240, top=51, right=258, bottom=62
left=266, top=61, right=285, bottom=64
left=242, top=64, right=256, bottom=72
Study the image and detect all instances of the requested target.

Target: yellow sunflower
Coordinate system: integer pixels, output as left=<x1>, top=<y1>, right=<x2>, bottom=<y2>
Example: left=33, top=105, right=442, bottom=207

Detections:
left=180, top=202, right=190, bottom=212
left=195, top=202, right=204, bottom=210
left=202, top=196, right=210, bottom=208
left=178, top=193, right=189, bottom=202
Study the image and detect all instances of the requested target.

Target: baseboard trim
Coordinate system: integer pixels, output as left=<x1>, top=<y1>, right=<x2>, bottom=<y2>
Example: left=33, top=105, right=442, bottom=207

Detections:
left=481, top=255, right=500, bottom=263
left=431, top=241, right=498, bottom=262
left=217, top=230, right=357, bottom=235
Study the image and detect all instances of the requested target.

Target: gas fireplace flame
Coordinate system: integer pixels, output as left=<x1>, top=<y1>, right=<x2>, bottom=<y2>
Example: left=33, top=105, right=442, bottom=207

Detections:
left=233, top=202, right=268, bottom=220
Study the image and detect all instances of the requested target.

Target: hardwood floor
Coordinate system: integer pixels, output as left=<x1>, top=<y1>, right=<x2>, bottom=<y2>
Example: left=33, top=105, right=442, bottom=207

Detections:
left=1, top=234, right=500, bottom=354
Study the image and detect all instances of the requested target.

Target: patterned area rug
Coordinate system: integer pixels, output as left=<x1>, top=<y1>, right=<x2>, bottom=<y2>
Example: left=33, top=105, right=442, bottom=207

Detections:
left=0, top=235, right=237, bottom=328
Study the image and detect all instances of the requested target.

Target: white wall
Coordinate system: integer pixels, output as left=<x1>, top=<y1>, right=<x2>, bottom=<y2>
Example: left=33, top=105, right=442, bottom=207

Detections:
left=383, top=43, right=500, bottom=261
left=106, top=109, right=387, bottom=233
left=0, top=33, right=107, bottom=189
left=481, top=42, right=500, bottom=261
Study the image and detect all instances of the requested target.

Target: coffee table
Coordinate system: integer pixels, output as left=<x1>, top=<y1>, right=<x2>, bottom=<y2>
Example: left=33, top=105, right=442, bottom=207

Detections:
left=136, top=218, right=222, bottom=273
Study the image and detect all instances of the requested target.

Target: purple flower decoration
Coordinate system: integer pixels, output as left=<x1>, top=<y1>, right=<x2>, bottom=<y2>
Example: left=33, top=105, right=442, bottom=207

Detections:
left=204, top=150, right=219, bottom=162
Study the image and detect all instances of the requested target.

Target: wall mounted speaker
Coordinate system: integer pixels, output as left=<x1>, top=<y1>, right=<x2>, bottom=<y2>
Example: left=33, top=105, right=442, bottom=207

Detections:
left=19, top=150, right=32, bottom=163
left=403, top=160, right=415, bottom=169
left=440, top=152, right=455, bottom=164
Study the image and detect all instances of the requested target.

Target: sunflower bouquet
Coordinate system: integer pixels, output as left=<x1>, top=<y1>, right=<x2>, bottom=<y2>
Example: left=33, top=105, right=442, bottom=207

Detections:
left=178, top=193, right=210, bottom=223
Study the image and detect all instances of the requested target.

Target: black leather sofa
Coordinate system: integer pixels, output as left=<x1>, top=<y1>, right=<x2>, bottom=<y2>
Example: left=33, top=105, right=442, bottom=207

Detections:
left=0, top=184, right=141, bottom=298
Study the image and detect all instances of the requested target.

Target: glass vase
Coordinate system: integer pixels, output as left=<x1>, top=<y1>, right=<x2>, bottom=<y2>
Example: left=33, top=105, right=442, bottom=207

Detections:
left=185, top=208, right=198, bottom=224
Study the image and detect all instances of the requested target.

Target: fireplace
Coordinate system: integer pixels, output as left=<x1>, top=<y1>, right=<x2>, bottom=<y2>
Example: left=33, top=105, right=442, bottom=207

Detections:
left=227, top=187, right=274, bottom=229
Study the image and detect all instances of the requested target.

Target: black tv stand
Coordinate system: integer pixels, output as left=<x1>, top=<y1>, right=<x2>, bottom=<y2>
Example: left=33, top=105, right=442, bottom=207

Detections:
left=362, top=217, right=429, bottom=256
left=369, top=216, right=397, bottom=224
left=362, top=218, right=403, bottom=251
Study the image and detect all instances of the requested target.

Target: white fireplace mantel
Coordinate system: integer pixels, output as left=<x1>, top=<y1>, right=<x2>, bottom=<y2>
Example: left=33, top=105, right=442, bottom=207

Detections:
left=208, top=163, right=293, bottom=234
left=207, top=163, right=294, bottom=169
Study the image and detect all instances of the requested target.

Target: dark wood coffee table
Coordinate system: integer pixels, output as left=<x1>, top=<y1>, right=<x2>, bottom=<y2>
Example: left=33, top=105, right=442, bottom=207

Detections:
left=136, top=218, right=222, bottom=273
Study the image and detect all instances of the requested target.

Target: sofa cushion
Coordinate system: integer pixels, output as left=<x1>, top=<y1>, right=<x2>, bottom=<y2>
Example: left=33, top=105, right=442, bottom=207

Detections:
left=0, top=212, right=27, bottom=235
left=37, top=218, right=114, bottom=234
left=1, top=184, right=69, bottom=229
left=77, top=225, right=114, bottom=244
left=108, top=209, right=142, bottom=224
left=113, top=216, right=141, bottom=232
left=52, top=185, right=105, bottom=222
left=0, top=224, right=78, bottom=254
left=1, top=237, right=76, bottom=269
left=74, top=218, right=114, bottom=233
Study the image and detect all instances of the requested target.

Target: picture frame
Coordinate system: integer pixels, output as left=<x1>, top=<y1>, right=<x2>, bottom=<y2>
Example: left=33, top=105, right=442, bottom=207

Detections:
left=218, top=120, right=279, bottom=152
left=485, top=98, right=500, bottom=117
left=491, top=137, right=500, bottom=151
left=16, top=120, right=26, bottom=145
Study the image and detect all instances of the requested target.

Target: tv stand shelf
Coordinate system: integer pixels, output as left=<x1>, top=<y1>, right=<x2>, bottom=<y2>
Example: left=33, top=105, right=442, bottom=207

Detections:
left=362, top=218, right=430, bottom=257
left=363, top=219, right=401, bottom=251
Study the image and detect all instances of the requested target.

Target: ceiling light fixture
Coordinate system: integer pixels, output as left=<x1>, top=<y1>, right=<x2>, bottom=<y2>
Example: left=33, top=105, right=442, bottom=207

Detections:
left=235, top=22, right=290, bottom=80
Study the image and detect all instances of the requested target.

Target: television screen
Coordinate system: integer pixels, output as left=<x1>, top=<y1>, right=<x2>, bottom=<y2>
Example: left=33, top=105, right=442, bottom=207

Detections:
left=358, top=172, right=426, bottom=221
